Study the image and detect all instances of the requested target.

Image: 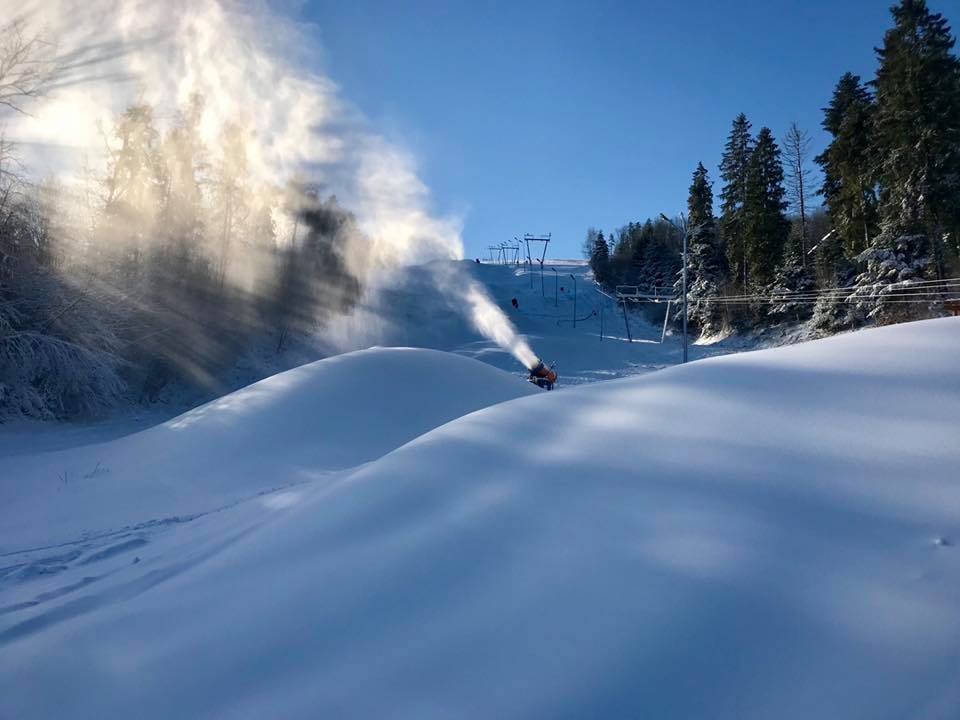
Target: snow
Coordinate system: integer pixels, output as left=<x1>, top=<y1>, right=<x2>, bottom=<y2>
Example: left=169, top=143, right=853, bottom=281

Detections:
left=1, top=277, right=959, bottom=716
left=0, top=347, right=538, bottom=551
left=359, top=259, right=730, bottom=385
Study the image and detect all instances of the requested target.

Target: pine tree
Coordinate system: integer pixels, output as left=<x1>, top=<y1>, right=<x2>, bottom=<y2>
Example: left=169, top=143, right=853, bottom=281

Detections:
left=674, top=163, right=728, bottom=337
left=719, top=113, right=753, bottom=288
left=815, top=73, right=877, bottom=259
left=743, top=127, right=790, bottom=289
left=871, top=0, right=960, bottom=279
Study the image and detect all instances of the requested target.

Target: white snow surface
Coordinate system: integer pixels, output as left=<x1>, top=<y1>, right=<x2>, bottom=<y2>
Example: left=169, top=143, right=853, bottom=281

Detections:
left=1, top=317, right=959, bottom=718
left=0, top=347, right=538, bottom=551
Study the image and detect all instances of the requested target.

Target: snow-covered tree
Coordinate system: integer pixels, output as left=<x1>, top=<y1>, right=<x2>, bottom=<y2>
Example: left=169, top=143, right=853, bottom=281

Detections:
left=848, top=0, right=960, bottom=324
left=674, top=163, right=728, bottom=337
left=719, top=113, right=753, bottom=288
left=849, top=220, right=939, bottom=325
left=765, top=227, right=815, bottom=322
left=871, top=0, right=960, bottom=279
left=815, top=73, right=877, bottom=259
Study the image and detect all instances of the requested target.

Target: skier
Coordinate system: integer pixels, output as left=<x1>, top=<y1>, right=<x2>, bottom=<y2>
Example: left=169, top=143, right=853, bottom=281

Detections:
left=511, top=297, right=519, bottom=309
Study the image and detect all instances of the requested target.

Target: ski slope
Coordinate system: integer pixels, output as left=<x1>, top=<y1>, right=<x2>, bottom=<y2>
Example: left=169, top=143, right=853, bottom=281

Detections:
left=350, top=259, right=730, bottom=385
left=0, top=348, right=538, bottom=551
left=1, top=311, right=959, bottom=716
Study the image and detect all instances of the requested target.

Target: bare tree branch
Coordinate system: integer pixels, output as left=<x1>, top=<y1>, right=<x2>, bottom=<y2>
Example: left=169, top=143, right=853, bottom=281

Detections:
left=783, top=122, right=814, bottom=266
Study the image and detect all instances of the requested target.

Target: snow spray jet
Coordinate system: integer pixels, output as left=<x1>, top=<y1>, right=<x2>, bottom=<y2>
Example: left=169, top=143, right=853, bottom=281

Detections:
left=428, top=264, right=539, bottom=370
left=5, top=0, right=539, bottom=367
left=464, top=281, right=539, bottom=369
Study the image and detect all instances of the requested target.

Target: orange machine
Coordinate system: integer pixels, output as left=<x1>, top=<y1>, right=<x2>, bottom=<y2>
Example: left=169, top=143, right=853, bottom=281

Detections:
left=528, top=360, right=557, bottom=390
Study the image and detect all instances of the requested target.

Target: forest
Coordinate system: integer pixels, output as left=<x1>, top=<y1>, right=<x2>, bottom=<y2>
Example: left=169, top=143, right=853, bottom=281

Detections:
left=0, top=41, right=367, bottom=420
left=587, top=0, right=960, bottom=339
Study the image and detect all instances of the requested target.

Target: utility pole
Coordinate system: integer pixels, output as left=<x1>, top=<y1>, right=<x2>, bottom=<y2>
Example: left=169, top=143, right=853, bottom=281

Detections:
left=550, top=267, right=558, bottom=307
left=660, top=213, right=688, bottom=363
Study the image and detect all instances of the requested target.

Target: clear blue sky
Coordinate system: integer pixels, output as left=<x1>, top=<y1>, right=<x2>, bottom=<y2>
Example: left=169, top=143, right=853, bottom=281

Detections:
left=292, top=0, right=928, bottom=259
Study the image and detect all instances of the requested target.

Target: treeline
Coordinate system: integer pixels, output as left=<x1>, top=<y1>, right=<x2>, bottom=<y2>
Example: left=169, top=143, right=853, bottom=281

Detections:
left=588, top=0, right=960, bottom=339
left=0, top=94, right=363, bottom=419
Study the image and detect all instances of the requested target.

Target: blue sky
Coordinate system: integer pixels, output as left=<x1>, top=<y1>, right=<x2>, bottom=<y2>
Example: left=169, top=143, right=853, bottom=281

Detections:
left=294, top=1, right=918, bottom=258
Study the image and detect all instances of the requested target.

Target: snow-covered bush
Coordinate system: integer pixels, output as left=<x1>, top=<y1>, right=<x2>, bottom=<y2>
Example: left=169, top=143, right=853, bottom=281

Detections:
left=0, top=269, right=126, bottom=420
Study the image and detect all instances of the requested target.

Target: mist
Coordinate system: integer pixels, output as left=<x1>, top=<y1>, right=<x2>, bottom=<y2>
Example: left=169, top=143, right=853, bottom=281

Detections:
left=0, top=0, right=537, bottom=417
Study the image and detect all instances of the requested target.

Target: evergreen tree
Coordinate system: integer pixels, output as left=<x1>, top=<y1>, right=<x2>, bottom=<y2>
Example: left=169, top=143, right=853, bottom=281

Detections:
left=766, top=225, right=815, bottom=322
left=589, top=229, right=611, bottom=285
left=674, top=163, right=728, bottom=336
left=871, top=0, right=960, bottom=279
left=630, top=220, right=655, bottom=287
left=608, top=226, right=630, bottom=285
left=849, top=0, right=960, bottom=324
left=640, top=219, right=681, bottom=291
left=815, top=73, right=878, bottom=259
left=743, top=127, right=790, bottom=289
left=719, top=113, right=753, bottom=288
left=810, top=221, right=857, bottom=334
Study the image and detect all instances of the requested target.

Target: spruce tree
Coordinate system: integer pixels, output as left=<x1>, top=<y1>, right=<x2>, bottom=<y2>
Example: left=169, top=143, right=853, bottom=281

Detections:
left=766, top=225, right=815, bottom=322
left=719, top=113, right=753, bottom=288
left=674, top=163, right=728, bottom=336
left=875, top=1, right=960, bottom=228
left=851, top=0, right=960, bottom=324
left=590, top=229, right=611, bottom=285
left=815, top=73, right=878, bottom=259
left=743, top=127, right=790, bottom=289
left=810, top=226, right=857, bottom=335
left=871, top=0, right=960, bottom=278
left=630, top=220, right=654, bottom=287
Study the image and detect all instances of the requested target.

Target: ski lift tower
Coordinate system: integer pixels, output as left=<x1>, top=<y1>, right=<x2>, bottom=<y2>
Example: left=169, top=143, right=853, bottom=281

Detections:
left=523, top=233, right=551, bottom=294
left=501, top=241, right=520, bottom=265
left=523, top=233, right=551, bottom=266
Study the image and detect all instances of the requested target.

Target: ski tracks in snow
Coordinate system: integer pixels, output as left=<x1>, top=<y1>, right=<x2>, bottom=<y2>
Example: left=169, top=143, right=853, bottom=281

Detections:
left=0, top=476, right=327, bottom=647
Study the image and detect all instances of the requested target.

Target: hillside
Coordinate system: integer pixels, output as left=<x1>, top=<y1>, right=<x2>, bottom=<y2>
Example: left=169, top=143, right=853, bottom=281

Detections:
left=1, top=318, right=958, bottom=718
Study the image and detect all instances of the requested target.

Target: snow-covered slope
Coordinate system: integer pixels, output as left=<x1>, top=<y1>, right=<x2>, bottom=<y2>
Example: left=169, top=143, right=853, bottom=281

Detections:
left=2, top=319, right=959, bottom=719
left=348, top=259, right=729, bottom=385
left=0, top=347, right=538, bottom=551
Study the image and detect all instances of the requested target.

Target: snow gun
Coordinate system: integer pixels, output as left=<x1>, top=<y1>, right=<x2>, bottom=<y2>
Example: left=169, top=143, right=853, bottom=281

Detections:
left=528, top=359, right=557, bottom=390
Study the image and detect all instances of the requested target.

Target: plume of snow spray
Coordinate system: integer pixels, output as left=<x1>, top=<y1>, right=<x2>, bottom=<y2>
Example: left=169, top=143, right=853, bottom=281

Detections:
left=4, top=0, right=537, bottom=368
left=465, top=281, right=539, bottom=369
left=429, top=266, right=539, bottom=369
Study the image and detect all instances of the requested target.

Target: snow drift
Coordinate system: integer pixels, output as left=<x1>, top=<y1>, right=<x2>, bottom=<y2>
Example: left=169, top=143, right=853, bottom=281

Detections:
left=1, top=319, right=959, bottom=719
left=0, top=347, right=537, bottom=551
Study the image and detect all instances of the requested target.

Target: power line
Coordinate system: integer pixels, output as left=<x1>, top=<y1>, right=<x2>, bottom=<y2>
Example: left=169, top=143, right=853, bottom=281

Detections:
left=706, top=278, right=960, bottom=302
left=616, top=276, right=960, bottom=305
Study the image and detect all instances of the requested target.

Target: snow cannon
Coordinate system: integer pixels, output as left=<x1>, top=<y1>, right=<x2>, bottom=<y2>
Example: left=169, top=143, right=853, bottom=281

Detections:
left=528, top=359, right=557, bottom=390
